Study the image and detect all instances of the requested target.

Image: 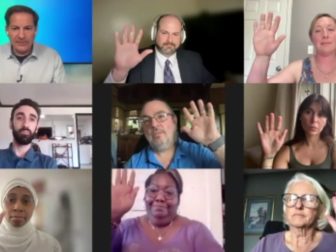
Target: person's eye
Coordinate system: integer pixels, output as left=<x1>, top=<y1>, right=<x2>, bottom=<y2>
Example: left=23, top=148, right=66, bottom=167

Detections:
left=156, top=113, right=166, bottom=120
left=165, top=190, right=176, bottom=196
left=148, top=187, right=158, bottom=193
left=314, top=29, right=321, bottom=33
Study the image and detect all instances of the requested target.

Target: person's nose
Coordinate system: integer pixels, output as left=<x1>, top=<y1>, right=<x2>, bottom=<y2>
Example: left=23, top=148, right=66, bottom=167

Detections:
left=294, top=198, right=304, bottom=209
left=150, top=117, right=160, bottom=128
left=13, top=200, right=23, bottom=211
left=154, top=190, right=166, bottom=201
left=167, top=34, right=173, bottom=43
left=311, top=113, right=319, bottom=123
left=18, top=28, right=25, bottom=39
left=22, top=118, right=30, bottom=128
left=322, top=28, right=329, bottom=38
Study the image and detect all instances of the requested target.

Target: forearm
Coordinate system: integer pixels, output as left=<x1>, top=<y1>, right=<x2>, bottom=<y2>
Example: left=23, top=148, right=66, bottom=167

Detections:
left=246, top=55, right=271, bottom=83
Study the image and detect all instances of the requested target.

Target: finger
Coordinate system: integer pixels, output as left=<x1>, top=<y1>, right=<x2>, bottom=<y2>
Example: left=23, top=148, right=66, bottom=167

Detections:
left=326, top=214, right=336, bottom=232
left=131, top=186, right=140, bottom=201
left=257, top=122, right=264, bottom=135
left=121, top=169, right=127, bottom=185
left=253, top=20, right=258, bottom=32
left=259, top=13, right=266, bottom=29
left=182, top=107, right=194, bottom=122
left=276, top=115, right=283, bottom=131
left=114, top=169, right=121, bottom=185
left=0, top=211, right=5, bottom=223
left=265, top=12, right=273, bottom=30
left=135, top=28, right=144, bottom=45
left=271, top=15, right=281, bottom=33
left=332, top=196, right=336, bottom=211
left=128, top=25, right=135, bottom=43
left=269, top=113, right=275, bottom=130
left=275, top=35, right=286, bottom=48
left=139, top=49, right=153, bottom=61
left=122, top=25, right=129, bottom=44
left=206, top=102, right=215, bottom=119
left=265, top=114, right=270, bottom=132
left=280, top=129, right=288, bottom=142
left=128, top=170, right=136, bottom=188
left=197, top=99, right=206, bottom=116
left=190, top=100, right=200, bottom=117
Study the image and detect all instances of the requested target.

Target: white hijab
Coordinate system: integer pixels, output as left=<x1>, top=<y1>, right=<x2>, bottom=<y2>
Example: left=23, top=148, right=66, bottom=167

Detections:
left=0, top=178, right=62, bottom=252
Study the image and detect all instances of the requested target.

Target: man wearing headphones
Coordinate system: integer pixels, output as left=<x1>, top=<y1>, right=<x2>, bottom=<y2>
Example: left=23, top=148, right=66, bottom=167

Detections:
left=0, top=5, right=65, bottom=83
left=105, top=14, right=215, bottom=83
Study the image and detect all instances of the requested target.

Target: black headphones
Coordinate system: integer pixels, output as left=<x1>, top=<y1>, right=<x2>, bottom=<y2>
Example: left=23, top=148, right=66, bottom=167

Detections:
left=150, top=14, right=186, bottom=44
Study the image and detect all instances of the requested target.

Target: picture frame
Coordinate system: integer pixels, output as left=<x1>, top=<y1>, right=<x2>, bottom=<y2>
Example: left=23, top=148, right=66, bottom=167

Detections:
left=244, top=197, right=274, bottom=234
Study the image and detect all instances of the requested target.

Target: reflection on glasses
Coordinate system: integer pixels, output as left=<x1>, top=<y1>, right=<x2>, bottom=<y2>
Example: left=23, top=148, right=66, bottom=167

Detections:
left=282, top=193, right=320, bottom=208
left=139, top=112, right=173, bottom=126
left=145, top=185, right=178, bottom=200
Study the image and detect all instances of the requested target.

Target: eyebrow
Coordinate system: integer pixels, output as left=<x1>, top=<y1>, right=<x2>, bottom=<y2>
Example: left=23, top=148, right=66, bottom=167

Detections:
left=15, top=112, right=37, bottom=119
left=141, top=110, right=170, bottom=117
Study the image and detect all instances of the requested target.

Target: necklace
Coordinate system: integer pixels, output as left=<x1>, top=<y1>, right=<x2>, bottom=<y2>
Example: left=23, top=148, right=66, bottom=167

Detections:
left=148, top=218, right=174, bottom=241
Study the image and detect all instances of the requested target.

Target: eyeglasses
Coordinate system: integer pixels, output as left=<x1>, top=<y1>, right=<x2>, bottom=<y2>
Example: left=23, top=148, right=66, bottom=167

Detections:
left=282, top=193, right=320, bottom=209
left=145, top=185, right=178, bottom=200
left=139, top=112, right=173, bottom=126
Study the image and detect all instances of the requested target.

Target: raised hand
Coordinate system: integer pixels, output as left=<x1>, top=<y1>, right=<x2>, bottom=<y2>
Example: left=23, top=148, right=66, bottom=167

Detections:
left=326, top=196, right=336, bottom=231
left=0, top=211, right=4, bottom=224
left=257, top=112, right=288, bottom=158
left=181, top=99, right=221, bottom=146
left=112, top=25, right=153, bottom=81
left=111, top=169, right=139, bottom=223
left=253, top=12, right=286, bottom=57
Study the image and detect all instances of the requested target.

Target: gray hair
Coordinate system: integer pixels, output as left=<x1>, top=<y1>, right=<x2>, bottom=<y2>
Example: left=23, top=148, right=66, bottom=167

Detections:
left=283, top=173, right=331, bottom=230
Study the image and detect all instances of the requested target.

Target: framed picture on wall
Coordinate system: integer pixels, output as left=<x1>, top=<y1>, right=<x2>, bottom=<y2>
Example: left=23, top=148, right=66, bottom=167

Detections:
left=244, top=197, right=274, bottom=234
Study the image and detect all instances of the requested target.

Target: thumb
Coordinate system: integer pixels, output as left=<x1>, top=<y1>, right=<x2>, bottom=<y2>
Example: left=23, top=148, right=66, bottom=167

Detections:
left=181, top=125, right=191, bottom=136
left=140, top=49, right=153, bottom=61
left=275, top=35, right=286, bottom=48
left=326, top=214, right=336, bottom=232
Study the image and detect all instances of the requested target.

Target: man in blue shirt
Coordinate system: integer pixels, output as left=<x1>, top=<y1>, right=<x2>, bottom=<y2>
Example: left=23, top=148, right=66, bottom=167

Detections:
left=126, top=99, right=224, bottom=168
left=0, top=98, right=57, bottom=168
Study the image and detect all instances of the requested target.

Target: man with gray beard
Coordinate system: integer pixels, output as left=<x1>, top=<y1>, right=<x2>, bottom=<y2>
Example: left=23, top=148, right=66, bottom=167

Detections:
left=0, top=98, right=57, bottom=168
left=126, top=99, right=224, bottom=168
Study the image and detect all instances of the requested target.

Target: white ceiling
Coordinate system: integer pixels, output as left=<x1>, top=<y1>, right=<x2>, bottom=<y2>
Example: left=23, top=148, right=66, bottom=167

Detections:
left=0, top=84, right=92, bottom=105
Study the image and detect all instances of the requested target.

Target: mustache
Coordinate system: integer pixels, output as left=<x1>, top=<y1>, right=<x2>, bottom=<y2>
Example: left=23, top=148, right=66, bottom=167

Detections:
left=163, top=42, right=176, bottom=47
left=19, top=127, right=33, bottom=134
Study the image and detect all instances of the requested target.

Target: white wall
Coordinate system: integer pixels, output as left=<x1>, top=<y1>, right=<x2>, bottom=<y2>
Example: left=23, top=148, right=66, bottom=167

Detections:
left=0, top=170, right=92, bottom=252
left=112, top=169, right=224, bottom=246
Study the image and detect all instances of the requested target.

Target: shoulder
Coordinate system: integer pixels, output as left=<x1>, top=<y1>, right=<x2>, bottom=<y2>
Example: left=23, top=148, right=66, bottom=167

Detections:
left=177, top=49, right=201, bottom=59
left=34, top=152, right=57, bottom=168
left=35, top=230, right=62, bottom=250
left=319, top=232, right=336, bottom=248
left=126, top=148, right=148, bottom=168
left=252, top=232, right=285, bottom=252
left=268, top=59, right=303, bottom=84
left=34, top=43, right=62, bottom=58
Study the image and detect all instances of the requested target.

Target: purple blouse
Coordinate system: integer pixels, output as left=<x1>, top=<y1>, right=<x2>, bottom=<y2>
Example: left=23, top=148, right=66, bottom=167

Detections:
left=112, top=217, right=224, bottom=252
left=252, top=231, right=336, bottom=252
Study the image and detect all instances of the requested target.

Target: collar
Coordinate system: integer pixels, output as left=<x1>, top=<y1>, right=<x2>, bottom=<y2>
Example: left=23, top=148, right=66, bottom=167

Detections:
left=6, top=43, right=38, bottom=60
left=9, top=143, right=35, bottom=162
left=155, top=47, right=178, bottom=69
left=145, top=138, right=186, bottom=168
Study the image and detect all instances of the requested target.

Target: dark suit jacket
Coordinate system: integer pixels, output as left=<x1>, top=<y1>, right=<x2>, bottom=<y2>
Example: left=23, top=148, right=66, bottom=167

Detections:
left=127, top=47, right=215, bottom=84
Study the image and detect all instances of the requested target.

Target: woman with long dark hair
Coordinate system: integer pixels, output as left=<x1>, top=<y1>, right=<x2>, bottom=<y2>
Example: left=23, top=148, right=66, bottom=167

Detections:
left=258, top=93, right=336, bottom=169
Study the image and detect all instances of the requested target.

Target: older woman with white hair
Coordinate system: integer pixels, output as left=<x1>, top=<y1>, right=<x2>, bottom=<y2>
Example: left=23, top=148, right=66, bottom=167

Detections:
left=0, top=178, right=62, bottom=252
left=252, top=173, right=336, bottom=252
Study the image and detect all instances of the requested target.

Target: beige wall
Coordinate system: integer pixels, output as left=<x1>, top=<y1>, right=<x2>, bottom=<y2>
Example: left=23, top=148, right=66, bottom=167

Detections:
left=93, top=0, right=242, bottom=83
left=244, top=85, right=277, bottom=149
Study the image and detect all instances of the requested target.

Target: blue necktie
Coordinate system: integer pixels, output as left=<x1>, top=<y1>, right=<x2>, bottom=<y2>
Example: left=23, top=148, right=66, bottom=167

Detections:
left=164, top=60, right=175, bottom=83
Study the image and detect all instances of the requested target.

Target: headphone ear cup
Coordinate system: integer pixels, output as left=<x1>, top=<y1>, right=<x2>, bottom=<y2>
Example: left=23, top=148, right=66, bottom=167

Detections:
left=181, top=30, right=186, bottom=44
left=151, top=23, right=156, bottom=41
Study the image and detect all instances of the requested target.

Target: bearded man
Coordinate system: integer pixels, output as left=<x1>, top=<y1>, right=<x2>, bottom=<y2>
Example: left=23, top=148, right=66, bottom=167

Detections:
left=0, top=99, right=57, bottom=168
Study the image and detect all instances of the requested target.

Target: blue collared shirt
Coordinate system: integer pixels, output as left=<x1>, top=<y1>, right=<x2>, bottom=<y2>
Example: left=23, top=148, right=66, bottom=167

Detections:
left=0, top=146, right=57, bottom=168
left=125, top=138, right=221, bottom=168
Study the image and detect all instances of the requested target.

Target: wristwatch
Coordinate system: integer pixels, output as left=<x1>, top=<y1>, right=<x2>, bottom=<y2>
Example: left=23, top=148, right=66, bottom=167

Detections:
left=208, top=136, right=224, bottom=152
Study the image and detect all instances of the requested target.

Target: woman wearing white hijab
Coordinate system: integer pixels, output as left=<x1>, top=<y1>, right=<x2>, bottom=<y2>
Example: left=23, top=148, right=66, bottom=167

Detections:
left=0, top=178, right=62, bottom=252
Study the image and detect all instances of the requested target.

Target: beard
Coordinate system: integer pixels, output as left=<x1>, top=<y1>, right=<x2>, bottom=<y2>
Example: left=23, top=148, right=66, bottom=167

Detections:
left=146, top=129, right=177, bottom=152
left=12, top=127, right=36, bottom=145
left=156, top=42, right=178, bottom=56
